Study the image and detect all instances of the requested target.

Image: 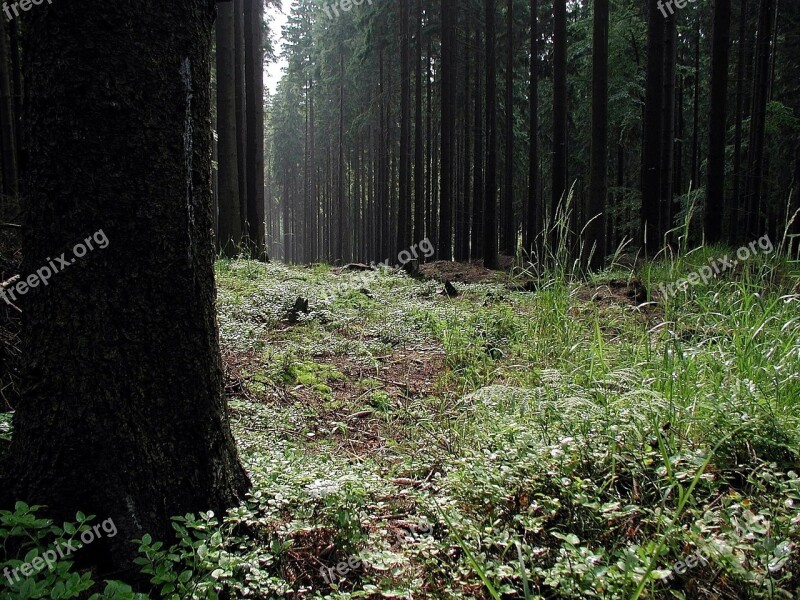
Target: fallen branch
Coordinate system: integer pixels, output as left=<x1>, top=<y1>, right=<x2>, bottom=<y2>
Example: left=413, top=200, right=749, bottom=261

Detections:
left=0, top=223, right=20, bottom=229
left=1, top=275, right=20, bottom=290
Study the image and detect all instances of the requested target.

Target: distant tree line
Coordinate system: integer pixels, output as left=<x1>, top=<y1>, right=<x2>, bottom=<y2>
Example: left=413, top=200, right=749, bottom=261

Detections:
left=258, top=0, right=800, bottom=267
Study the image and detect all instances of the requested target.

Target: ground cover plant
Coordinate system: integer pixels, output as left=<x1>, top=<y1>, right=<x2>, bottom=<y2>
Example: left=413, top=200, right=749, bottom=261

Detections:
left=2, top=245, right=799, bottom=599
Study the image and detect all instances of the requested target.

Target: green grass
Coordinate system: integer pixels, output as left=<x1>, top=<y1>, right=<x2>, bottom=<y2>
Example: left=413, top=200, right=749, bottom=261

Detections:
left=201, top=251, right=800, bottom=598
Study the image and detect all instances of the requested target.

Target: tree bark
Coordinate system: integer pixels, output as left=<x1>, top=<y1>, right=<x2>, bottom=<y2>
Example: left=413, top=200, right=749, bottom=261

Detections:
left=216, top=0, right=242, bottom=256
left=398, top=0, right=412, bottom=252
left=414, top=0, right=425, bottom=247
left=745, top=0, right=775, bottom=238
left=234, top=0, right=248, bottom=236
left=501, top=0, right=515, bottom=255
left=0, top=18, right=18, bottom=198
left=244, top=0, right=265, bottom=258
left=438, top=0, right=455, bottom=261
left=552, top=0, right=568, bottom=249
left=706, top=0, right=732, bottom=244
left=484, top=0, right=498, bottom=268
left=641, top=0, right=665, bottom=254
left=471, top=23, right=484, bottom=261
left=588, top=0, right=608, bottom=270
left=730, top=0, right=749, bottom=245
left=4, top=0, right=250, bottom=573
left=525, top=0, right=538, bottom=254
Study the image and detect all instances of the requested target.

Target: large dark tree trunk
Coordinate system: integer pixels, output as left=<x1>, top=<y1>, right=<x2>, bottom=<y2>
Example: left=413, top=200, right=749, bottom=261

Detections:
left=641, top=0, right=665, bottom=254
left=587, top=0, right=608, bottom=270
left=216, top=0, right=242, bottom=256
left=484, top=0, right=498, bottom=268
left=552, top=0, right=568, bottom=249
left=4, top=0, right=250, bottom=573
left=244, top=0, right=265, bottom=258
left=706, top=0, right=732, bottom=244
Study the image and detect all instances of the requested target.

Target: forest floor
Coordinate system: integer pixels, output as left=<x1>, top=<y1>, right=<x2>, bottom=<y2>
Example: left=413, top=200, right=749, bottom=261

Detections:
left=1, top=249, right=799, bottom=599
left=210, top=251, right=800, bottom=599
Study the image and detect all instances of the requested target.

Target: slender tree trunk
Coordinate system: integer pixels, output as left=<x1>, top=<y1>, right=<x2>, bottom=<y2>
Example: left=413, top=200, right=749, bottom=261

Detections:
left=234, top=0, right=248, bottom=236
left=4, top=0, right=249, bottom=572
left=439, top=0, right=455, bottom=260
left=471, top=25, right=484, bottom=261
left=660, top=11, right=677, bottom=242
left=216, top=0, right=242, bottom=256
left=706, top=0, right=732, bottom=244
left=691, top=17, right=701, bottom=189
left=641, top=0, right=665, bottom=254
left=457, top=14, right=472, bottom=262
left=244, top=0, right=265, bottom=258
left=501, top=0, right=515, bottom=255
left=525, top=0, right=538, bottom=254
left=745, top=0, right=775, bottom=238
left=552, top=0, right=568, bottom=250
left=337, top=52, right=345, bottom=262
left=730, top=0, right=749, bottom=244
left=587, top=0, right=608, bottom=270
left=414, top=0, right=425, bottom=247
left=484, top=0, right=498, bottom=268
left=398, top=0, right=412, bottom=252
left=0, top=19, right=18, bottom=198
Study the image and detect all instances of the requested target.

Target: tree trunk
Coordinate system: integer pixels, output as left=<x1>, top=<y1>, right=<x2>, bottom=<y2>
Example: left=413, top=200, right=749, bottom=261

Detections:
left=244, top=0, right=265, bottom=258
left=501, top=0, right=515, bottom=255
left=730, top=0, right=749, bottom=245
left=398, top=0, right=412, bottom=252
left=458, top=13, right=472, bottom=262
left=587, top=0, right=608, bottom=270
left=706, top=0, right=732, bottom=244
left=484, top=0, right=498, bottom=268
left=691, top=17, right=701, bottom=189
left=471, top=24, right=484, bottom=261
left=525, top=0, right=538, bottom=254
left=414, top=0, right=425, bottom=246
left=660, top=11, right=677, bottom=242
left=745, top=0, right=775, bottom=238
left=234, top=0, right=248, bottom=236
left=337, top=52, right=345, bottom=263
left=641, top=0, right=665, bottom=254
left=552, top=0, right=568, bottom=249
left=439, top=0, right=455, bottom=261
left=0, top=18, right=18, bottom=198
left=216, top=0, right=242, bottom=256
left=4, top=0, right=250, bottom=572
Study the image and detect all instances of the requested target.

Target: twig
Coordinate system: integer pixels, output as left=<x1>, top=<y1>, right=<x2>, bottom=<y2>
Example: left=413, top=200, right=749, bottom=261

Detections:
left=0, top=223, right=20, bottom=229
left=1, top=275, right=19, bottom=290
